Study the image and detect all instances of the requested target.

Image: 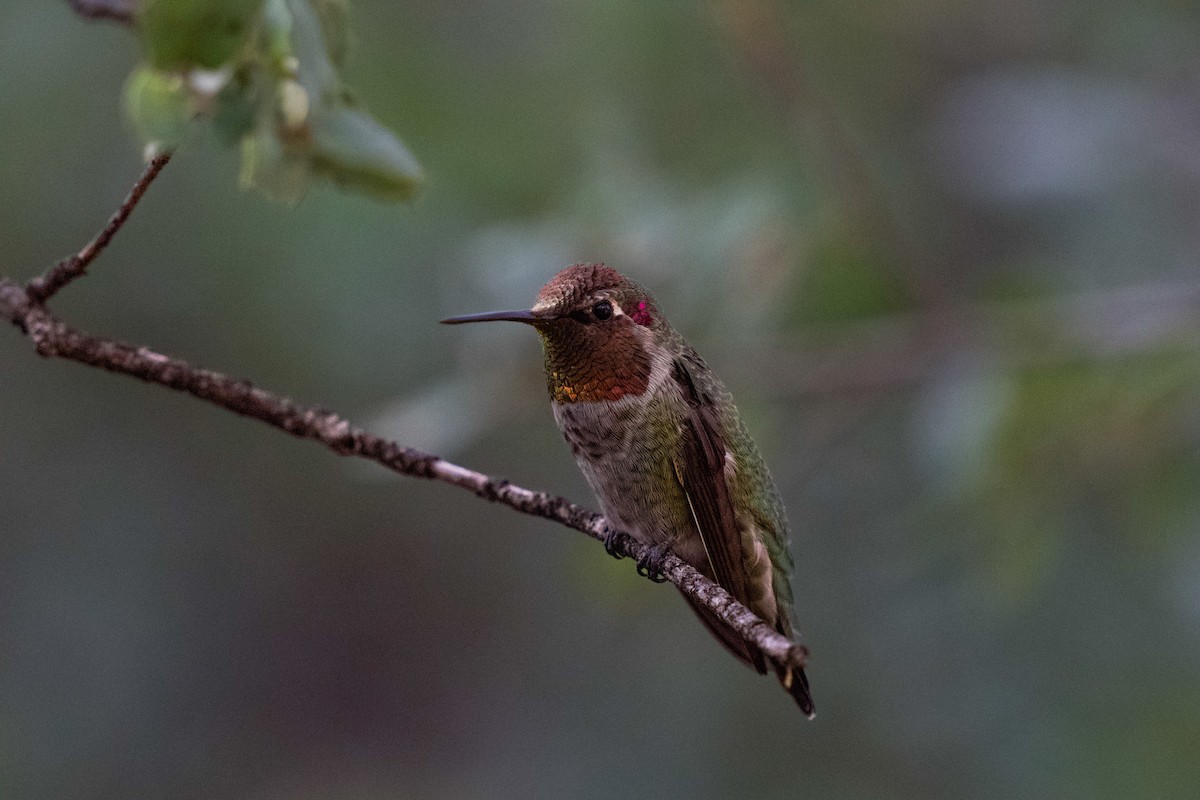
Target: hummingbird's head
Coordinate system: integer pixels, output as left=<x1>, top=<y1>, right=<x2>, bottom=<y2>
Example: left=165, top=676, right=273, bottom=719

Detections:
left=442, top=263, right=666, bottom=403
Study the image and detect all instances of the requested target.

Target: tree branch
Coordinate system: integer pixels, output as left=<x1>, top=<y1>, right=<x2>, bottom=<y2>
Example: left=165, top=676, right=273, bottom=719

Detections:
left=67, top=0, right=137, bottom=25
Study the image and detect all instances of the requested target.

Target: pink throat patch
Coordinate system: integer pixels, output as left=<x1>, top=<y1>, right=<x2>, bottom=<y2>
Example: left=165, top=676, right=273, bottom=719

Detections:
left=630, top=301, right=653, bottom=326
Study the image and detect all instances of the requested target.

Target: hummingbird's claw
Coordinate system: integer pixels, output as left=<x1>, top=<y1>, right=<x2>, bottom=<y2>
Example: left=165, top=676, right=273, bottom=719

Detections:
left=635, top=543, right=671, bottom=583
left=603, top=527, right=627, bottom=560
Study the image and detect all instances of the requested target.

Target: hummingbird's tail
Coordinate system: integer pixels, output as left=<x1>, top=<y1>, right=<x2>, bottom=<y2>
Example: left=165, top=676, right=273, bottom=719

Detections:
left=777, top=663, right=816, bottom=719
left=682, top=593, right=816, bottom=717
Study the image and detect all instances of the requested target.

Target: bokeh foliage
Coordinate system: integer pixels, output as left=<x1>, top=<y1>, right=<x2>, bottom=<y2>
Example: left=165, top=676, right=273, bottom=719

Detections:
left=126, top=0, right=422, bottom=202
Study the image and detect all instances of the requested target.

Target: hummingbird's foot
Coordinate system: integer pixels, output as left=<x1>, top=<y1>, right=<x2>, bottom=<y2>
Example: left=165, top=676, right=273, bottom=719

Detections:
left=602, top=526, right=628, bottom=560
left=635, top=543, right=672, bottom=583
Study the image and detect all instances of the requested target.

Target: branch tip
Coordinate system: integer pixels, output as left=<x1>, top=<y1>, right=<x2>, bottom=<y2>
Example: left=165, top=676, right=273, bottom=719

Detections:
left=67, top=0, right=137, bottom=25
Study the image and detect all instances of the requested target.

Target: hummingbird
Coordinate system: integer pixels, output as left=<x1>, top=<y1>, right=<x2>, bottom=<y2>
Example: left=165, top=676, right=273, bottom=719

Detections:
left=443, top=263, right=814, bottom=716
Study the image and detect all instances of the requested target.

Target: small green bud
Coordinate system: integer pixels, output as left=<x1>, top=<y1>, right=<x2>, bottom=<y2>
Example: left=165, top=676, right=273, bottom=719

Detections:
left=277, top=78, right=311, bottom=133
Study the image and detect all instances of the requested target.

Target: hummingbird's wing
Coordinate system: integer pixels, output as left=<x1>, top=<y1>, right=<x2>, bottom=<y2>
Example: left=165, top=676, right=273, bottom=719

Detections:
left=671, top=357, right=764, bottom=673
left=673, top=356, right=817, bottom=717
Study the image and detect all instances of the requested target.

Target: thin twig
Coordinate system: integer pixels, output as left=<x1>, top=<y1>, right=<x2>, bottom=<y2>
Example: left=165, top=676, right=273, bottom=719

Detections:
left=67, top=0, right=137, bottom=25
left=25, top=152, right=171, bottom=303
left=0, top=277, right=808, bottom=679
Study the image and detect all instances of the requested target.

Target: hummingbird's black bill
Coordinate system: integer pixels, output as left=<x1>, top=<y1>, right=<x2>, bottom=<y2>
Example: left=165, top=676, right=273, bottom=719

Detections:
left=440, top=309, right=540, bottom=325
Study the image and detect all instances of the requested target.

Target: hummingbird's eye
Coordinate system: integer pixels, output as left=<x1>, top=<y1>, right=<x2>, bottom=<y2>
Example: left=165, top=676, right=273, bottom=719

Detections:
left=592, top=300, right=613, bottom=321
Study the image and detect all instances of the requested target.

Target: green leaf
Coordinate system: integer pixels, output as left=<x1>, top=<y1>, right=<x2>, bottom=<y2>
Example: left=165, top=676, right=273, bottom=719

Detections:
left=239, top=125, right=310, bottom=204
left=310, top=105, right=423, bottom=201
left=124, top=66, right=192, bottom=150
left=238, top=0, right=422, bottom=203
left=138, top=0, right=265, bottom=71
left=312, top=0, right=352, bottom=67
left=210, top=74, right=259, bottom=145
left=259, top=0, right=296, bottom=66
left=124, top=0, right=423, bottom=204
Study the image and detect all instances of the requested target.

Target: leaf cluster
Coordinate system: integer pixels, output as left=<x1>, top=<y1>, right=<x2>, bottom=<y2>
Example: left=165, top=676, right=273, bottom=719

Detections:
left=124, top=0, right=422, bottom=203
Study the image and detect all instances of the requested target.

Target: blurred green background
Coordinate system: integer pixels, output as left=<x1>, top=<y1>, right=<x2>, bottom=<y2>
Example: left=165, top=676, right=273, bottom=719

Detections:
left=3, top=1, right=1200, bottom=798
